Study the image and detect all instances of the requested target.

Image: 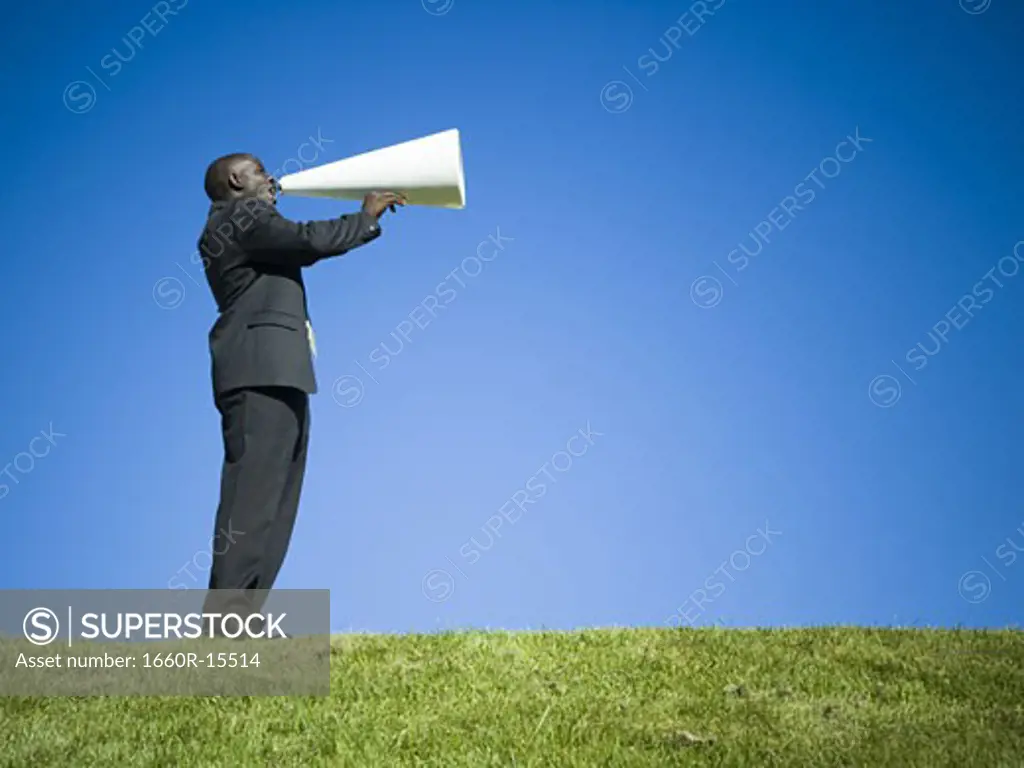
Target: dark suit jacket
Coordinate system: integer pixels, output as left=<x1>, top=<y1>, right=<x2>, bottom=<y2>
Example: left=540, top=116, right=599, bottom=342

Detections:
left=198, top=198, right=382, bottom=395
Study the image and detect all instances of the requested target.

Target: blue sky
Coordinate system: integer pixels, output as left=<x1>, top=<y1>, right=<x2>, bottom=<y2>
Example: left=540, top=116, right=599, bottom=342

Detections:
left=0, top=0, right=1021, bottom=632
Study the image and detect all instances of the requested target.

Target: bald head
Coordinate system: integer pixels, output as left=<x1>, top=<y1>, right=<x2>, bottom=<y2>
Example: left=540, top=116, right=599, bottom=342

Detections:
left=203, top=153, right=277, bottom=204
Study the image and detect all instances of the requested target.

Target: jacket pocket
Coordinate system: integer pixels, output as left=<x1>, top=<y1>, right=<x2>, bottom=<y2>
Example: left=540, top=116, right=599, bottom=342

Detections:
left=246, top=309, right=303, bottom=331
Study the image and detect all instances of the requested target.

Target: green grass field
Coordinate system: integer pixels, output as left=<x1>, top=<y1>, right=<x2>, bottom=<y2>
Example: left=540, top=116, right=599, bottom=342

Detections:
left=2, top=627, right=1022, bottom=767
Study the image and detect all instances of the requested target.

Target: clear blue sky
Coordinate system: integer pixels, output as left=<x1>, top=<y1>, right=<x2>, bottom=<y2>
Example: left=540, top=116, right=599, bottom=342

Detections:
left=0, top=0, right=1021, bottom=632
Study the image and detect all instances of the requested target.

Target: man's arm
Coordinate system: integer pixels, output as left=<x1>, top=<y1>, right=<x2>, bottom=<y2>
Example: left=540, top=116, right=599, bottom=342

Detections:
left=235, top=199, right=382, bottom=268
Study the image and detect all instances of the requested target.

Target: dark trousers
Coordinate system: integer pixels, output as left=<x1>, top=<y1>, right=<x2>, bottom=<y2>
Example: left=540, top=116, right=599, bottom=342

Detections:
left=202, top=386, right=310, bottom=621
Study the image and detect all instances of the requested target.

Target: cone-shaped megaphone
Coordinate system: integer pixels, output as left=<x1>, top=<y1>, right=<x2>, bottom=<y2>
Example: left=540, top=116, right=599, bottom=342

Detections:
left=277, top=128, right=466, bottom=209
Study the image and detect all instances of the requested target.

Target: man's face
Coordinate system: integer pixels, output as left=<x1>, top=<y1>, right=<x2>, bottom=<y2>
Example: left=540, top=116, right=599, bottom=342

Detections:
left=231, top=156, right=277, bottom=204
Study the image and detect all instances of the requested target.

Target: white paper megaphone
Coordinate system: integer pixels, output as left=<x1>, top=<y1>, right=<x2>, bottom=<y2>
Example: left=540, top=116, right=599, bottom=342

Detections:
left=276, top=128, right=466, bottom=209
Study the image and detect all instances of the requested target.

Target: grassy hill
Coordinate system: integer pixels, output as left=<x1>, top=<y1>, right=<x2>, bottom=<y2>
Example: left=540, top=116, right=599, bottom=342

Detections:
left=2, top=627, right=1023, bottom=766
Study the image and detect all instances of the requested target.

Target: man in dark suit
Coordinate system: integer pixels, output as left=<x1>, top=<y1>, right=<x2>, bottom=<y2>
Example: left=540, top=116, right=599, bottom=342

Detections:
left=196, top=152, right=405, bottom=624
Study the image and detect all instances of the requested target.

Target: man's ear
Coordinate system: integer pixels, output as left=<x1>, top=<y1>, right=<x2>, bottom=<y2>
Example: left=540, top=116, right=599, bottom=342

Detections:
left=227, top=169, right=244, bottom=192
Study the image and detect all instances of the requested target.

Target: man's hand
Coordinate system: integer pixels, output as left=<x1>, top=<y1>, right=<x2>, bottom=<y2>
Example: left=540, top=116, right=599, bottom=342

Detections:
left=362, top=191, right=407, bottom=219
